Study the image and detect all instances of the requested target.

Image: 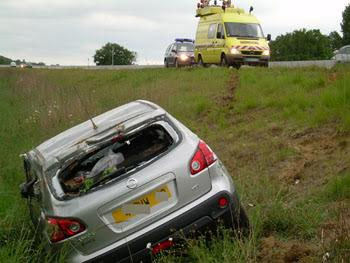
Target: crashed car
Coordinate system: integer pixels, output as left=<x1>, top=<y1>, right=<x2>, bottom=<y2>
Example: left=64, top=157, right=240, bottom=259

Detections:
left=20, top=100, right=249, bottom=263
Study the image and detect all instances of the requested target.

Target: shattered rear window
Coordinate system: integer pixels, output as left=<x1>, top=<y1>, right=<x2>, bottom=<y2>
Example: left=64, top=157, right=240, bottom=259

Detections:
left=58, top=124, right=174, bottom=197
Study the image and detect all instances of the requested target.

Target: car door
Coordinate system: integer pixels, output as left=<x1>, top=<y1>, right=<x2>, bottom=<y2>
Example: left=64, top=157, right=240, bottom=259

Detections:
left=345, top=47, right=350, bottom=62
left=22, top=157, right=42, bottom=226
left=168, top=44, right=177, bottom=66
left=338, top=47, right=347, bottom=62
left=165, top=45, right=172, bottom=65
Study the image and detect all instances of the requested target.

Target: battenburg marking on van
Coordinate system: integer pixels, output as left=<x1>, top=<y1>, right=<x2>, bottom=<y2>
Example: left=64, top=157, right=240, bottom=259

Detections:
left=194, top=1, right=271, bottom=68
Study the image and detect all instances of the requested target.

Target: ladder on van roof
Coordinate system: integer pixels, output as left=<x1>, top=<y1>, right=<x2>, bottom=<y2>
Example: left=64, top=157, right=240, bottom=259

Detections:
left=195, top=3, right=245, bottom=18
left=196, top=0, right=232, bottom=9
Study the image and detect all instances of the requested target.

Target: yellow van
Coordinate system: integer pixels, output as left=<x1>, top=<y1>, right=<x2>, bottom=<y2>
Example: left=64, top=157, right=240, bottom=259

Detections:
left=194, top=5, right=271, bottom=68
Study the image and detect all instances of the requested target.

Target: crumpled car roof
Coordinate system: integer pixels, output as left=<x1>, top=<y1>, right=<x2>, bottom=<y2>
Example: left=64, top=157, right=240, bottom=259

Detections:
left=34, top=100, right=163, bottom=165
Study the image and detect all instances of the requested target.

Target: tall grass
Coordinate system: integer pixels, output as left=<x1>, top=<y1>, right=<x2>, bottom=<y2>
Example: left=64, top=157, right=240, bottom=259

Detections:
left=236, top=65, right=350, bottom=130
left=1, top=65, right=350, bottom=262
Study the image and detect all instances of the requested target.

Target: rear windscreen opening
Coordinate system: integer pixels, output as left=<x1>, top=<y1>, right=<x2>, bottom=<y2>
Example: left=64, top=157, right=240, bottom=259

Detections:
left=59, top=124, right=174, bottom=196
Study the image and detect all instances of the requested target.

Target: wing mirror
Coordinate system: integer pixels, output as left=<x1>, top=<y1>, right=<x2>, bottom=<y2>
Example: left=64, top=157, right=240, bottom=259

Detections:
left=267, top=34, right=271, bottom=41
left=20, top=179, right=36, bottom=199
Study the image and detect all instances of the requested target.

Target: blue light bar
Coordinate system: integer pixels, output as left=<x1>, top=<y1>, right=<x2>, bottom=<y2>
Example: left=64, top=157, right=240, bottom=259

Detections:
left=175, top=38, right=194, bottom=43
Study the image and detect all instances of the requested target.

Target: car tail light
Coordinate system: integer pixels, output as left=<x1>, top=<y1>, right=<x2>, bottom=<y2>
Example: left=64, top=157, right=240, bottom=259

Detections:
left=46, top=217, right=86, bottom=243
left=190, top=140, right=217, bottom=175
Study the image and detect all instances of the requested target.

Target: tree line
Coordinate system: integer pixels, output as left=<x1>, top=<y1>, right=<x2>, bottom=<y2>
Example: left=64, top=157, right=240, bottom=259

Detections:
left=270, top=4, right=350, bottom=61
left=0, top=55, right=46, bottom=66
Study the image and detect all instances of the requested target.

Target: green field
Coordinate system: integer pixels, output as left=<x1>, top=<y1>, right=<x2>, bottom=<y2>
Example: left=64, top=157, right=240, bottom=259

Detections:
left=0, top=66, right=350, bottom=262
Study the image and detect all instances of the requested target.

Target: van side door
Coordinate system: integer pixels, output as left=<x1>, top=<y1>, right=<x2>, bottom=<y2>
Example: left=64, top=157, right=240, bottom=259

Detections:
left=213, top=23, right=226, bottom=64
left=206, top=23, right=217, bottom=63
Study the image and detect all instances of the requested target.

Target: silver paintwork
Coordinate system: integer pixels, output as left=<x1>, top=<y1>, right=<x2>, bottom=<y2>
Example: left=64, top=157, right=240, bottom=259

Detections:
left=332, top=45, right=350, bottom=63
left=25, top=100, right=236, bottom=262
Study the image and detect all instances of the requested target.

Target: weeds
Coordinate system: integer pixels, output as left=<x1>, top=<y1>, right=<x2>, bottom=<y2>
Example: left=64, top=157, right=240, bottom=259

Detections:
left=324, top=174, right=350, bottom=201
left=1, top=65, right=350, bottom=262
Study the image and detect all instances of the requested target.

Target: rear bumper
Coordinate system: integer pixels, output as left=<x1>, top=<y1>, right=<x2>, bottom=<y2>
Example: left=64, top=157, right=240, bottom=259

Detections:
left=67, top=161, right=246, bottom=263
left=85, top=191, right=241, bottom=263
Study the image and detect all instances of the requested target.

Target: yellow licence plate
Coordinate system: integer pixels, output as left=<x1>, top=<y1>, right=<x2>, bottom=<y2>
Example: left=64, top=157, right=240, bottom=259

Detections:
left=112, top=186, right=172, bottom=223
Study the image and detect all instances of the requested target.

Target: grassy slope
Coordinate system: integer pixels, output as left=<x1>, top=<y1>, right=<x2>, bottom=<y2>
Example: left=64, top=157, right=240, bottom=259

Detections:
left=0, top=66, right=349, bottom=262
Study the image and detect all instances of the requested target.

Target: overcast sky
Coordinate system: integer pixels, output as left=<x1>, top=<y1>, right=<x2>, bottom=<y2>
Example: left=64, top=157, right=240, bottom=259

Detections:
left=0, top=0, right=349, bottom=65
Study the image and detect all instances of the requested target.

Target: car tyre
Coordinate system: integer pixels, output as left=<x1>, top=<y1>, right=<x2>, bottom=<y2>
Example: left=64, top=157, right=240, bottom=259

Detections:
left=165, top=60, right=169, bottom=68
left=220, top=54, right=228, bottom=67
left=198, top=56, right=206, bottom=68
left=234, top=63, right=241, bottom=70
left=175, top=59, right=180, bottom=68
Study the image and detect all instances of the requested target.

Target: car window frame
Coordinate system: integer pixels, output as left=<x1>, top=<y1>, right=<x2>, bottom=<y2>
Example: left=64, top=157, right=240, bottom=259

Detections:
left=217, top=24, right=225, bottom=39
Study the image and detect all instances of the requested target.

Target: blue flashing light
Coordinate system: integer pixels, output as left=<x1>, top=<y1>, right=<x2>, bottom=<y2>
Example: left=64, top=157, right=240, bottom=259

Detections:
left=175, top=38, right=194, bottom=43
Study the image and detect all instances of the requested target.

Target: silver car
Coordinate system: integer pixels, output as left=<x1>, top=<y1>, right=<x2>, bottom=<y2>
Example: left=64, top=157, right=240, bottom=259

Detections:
left=332, top=45, right=350, bottom=63
left=20, top=100, right=249, bottom=262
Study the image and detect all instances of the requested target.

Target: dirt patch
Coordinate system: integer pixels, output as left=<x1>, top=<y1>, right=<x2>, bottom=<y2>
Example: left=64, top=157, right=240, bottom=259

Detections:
left=259, top=236, right=317, bottom=263
left=218, top=72, right=239, bottom=106
left=320, top=203, right=350, bottom=261
left=278, top=127, right=348, bottom=186
left=327, top=73, right=338, bottom=83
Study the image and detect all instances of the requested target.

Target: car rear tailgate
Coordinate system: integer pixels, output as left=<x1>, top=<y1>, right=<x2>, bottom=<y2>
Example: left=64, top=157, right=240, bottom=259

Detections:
left=64, top=133, right=212, bottom=255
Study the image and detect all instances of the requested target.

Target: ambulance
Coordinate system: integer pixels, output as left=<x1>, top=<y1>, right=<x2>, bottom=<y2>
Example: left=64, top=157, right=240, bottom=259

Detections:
left=194, top=0, right=271, bottom=68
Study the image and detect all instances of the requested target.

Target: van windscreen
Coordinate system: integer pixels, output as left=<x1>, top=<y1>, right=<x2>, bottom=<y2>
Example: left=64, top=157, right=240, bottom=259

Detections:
left=224, top=23, right=264, bottom=38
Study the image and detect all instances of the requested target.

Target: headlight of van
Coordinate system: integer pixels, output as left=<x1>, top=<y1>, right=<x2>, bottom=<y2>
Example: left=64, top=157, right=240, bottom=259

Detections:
left=262, top=50, right=270, bottom=56
left=230, top=48, right=241, bottom=55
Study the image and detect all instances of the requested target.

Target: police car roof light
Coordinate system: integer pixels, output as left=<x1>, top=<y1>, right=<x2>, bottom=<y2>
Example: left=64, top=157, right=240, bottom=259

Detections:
left=175, top=38, right=194, bottom=43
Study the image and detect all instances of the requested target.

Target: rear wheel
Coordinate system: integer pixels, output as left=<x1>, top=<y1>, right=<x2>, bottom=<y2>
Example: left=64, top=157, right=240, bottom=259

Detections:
left=164, top=60, right=169, bottom=68
left=220, top=54, right=228, bottom=67
left=175, top=59, right=180, bottom=68
left=198, top=56, right=206, bottom=68
left=234, top=63, right=241, bottom=70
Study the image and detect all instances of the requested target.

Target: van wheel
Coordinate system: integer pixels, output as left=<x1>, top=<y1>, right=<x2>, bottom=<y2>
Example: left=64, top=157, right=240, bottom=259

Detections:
left=175, top=59, right=180, bottom=68
left=164, top=60, right=169, bottom=68
left=234, top=64, right=241, bottom=70
left=220, top=54, right=228, bottom=67
left=198, top=56, right=206, bottom=68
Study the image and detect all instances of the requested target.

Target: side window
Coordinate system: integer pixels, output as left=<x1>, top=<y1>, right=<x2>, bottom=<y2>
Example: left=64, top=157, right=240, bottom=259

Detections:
left=217, top=24, right=224, bottom=39
left=208, top=24, right=217, bottom=39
